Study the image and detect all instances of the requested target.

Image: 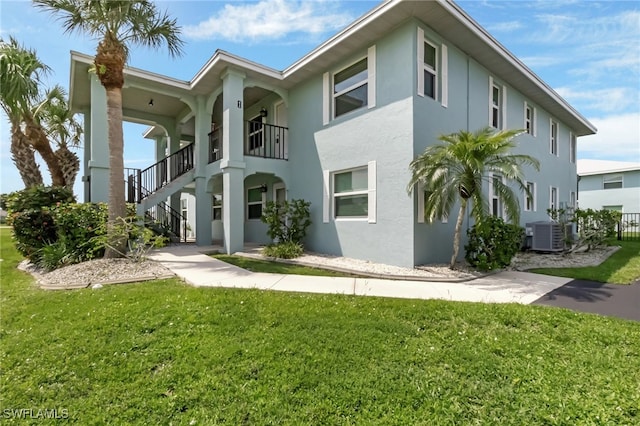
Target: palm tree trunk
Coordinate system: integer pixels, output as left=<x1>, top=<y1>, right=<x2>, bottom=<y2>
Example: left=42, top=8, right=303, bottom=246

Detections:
left=104, top=86, right=127, bottom=258
left=55, top=145, right=80, bottom=190
left=450, top=199, right=468, bottom=269
left=25, top=120, right=65, bottom=186
left=10, top=122, right=43, bottom=188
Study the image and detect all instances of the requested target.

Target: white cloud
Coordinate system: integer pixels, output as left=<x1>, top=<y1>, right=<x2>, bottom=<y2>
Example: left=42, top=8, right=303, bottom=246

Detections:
left=487, top=21, right=522, bottom=32
left=555, top=87, right=636, bottom=113
left=183, top=0, right=354, bottom=42
left=578, top=113, right=640, bottom=162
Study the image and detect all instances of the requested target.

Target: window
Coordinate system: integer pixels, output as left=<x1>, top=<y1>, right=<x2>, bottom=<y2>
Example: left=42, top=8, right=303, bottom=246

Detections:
left=490, top=174, right=505, bottom=218
left=603, top=205, right=623, bottom=212
left=333, top=58, right=368, bottom=118
left=524, top=181, right=536, bottom=212
left=417, top=187, right=448, bottom=223
left=570, top=132, right=576, bottom=163
left=525, top=103, right=536, bottom=136
left=212, top=194, right=222, bottom=221
left=417, top=28, right=448, bottom=106
left=423, top=41, right=437, bottom=99
left=491, top=84, right=501, bottom=129
left=569, top=191, right=577, bottom=209
left=549, top=186, right=558, bottom=211
left=247, top=187, right=264, bottom=220
left=248, top=116, right=263, bottom=151
left=334, top=167, right=368, bottom=218
left=181, top=198, right=188, bottom=217
left=603, top=174, right=623, bottom=189
left=550, top=119, right=558, bottom=156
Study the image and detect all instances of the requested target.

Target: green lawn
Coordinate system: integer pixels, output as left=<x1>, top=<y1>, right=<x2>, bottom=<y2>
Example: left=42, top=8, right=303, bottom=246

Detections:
left=530, top=240, right=640, bottom=284
left=2, top=228, right=640, bottom=424
left=212, top=254, right=364, bottom=277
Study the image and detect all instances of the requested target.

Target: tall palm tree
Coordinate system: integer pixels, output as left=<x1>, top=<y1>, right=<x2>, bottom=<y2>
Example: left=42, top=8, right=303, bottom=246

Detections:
left=34, top=0, right=184, bottom=258
left=40, top=85, right=82, bottom=190
left=408, top=127, right=540, bottom=269
left=0, top=37, right=46, bottom=188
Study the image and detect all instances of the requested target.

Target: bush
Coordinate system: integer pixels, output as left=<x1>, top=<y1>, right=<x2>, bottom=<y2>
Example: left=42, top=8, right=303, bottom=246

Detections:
left=9, top=208, right=57, bottom=261
left=50, top=202, right=109, bottom=261
left=4, top=185, right=75, bottom=213
left=465, top=216, right=524, bottom=271
left=548, top=207, right=623, bottom=252
left=262, top=241, right=304, bottom=259
left=261, top=199, right=311, bottom=244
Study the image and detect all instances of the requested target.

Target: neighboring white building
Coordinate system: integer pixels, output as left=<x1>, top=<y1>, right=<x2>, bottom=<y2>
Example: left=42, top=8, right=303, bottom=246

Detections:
left=578, top=159, right=640, bottom=213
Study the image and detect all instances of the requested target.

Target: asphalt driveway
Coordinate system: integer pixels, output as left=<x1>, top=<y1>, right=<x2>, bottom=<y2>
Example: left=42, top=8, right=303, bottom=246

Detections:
left=533, top=278, right=640, bottom=322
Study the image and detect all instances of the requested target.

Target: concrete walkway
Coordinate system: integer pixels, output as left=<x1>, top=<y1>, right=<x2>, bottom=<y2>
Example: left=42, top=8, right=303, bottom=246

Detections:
left=148, top=245, right=572, bottom=305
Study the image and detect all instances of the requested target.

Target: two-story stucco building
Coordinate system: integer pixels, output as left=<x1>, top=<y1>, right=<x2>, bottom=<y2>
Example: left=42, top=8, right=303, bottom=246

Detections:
left=577, top=159, right=640, bottom=213
left=69, top=0, right=596, bottom=268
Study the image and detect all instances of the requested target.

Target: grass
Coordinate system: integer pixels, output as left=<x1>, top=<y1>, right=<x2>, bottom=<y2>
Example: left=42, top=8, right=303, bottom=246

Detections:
left=530, top=240, right=640, bottom=284
left=212, top=253, right=363, bottom=277
left=2, top=229, right=640, bottom=424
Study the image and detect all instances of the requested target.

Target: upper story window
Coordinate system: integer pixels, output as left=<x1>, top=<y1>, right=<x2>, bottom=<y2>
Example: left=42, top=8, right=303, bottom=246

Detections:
left=423, top=41, right=437, bottom=99
left=570, top=132, right=576, bottom=163
left=525, top=103, right=536, bottom=136
left=417, top=28, right=448, bottom=107
left=489, top=77, right=506, bottom=129
left=550, top=119, right=558, bottom=156
left=603, top=174, right=623, bottom=189
left=524, top=181, right=536, bottom=212
left=334, top=58, right=368, bottom=117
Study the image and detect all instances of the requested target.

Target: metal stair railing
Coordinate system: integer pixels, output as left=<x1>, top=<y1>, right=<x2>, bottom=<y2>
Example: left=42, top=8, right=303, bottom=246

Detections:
left=133, top=143, right=194, bottom=203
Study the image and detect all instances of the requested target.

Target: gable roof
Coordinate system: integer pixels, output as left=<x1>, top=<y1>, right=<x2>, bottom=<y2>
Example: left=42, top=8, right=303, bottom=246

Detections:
left=69, top=0, right=595, bottom=136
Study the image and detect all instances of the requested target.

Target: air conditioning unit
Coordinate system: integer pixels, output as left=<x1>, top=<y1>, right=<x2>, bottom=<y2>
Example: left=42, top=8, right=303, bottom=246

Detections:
left=526, top=221, right=570, bottom=252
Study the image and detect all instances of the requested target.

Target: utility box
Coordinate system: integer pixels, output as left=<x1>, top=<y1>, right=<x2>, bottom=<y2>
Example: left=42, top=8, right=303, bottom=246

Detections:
left=526, top=221, right=570, bottom=252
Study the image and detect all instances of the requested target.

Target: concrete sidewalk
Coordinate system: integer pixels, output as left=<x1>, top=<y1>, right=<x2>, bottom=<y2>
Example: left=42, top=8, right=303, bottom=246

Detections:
left=148, top=245, right=572, bottom=305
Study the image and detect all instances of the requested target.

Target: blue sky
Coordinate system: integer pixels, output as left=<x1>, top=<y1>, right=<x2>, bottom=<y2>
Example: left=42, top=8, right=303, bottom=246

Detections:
left=1, top=0, right=639, bottom=201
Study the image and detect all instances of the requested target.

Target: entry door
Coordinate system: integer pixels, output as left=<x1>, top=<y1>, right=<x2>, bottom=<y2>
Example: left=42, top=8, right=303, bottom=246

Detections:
left=275, top=102, right=288, bottom=159
left=273, top=183, right=286, bottom=206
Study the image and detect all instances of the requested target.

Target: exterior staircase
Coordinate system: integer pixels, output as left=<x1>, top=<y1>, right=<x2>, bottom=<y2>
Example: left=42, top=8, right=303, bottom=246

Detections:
left=126, top=144, right=194, bottom=242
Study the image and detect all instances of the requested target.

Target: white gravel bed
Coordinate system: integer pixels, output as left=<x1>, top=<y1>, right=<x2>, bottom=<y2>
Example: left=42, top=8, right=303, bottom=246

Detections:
left=19, top=258, right=175, bottom=290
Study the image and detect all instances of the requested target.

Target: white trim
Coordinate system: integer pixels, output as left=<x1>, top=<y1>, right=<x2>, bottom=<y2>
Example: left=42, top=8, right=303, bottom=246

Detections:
left=417, top=28, right=425, bottom=97
left=488, top=76, right=494, bottom=124
left=603, top=173, right=623, bottom=189
left=501, top=85, right=507, bottom=130
left=524, top=181, right=536, bottom=212
left=549, top=118, right=558, bottom=156
left=569, top=132, right=576, bottom=164
left=247, top=186, right=265, bottom=221
left=368, top=160, right=377, bottom=223
left=417, top=182, right=425, bottom=224
left=549, top=186, right=558, bottom=212
left=272, top=182, right=286, bottom=204
left=331, top=55, right=369, bottom=119
left=322, top=170, right=330, bottom=223
left=322, top=72, right=330, bottom=125
left=441, top=44, right=448, bottom=108
left=489, top=173, right=506, bottom=219
left=367, top=45, right=376, bottom=109
left=524, top=102, right=536, bottom=136
left=569, top=190, right=577, bottom=208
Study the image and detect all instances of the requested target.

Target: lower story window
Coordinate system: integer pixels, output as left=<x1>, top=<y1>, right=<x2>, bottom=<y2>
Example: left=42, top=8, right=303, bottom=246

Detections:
left=212, top=194, right=222, bottom=220
left=334, top=167, right=368, bottom=218
left=247, top=187, right=263, bottom=220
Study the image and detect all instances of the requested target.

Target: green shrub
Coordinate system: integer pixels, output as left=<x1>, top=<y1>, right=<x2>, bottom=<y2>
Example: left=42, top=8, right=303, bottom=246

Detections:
left=261, top=199, right=311, bottom=244
left=37, top=239, right=73, bottom=271
left=50, top=202, right=109, bottom=261
left=9, top=208, right=57, bottom=261
left=262, top=241, right=304, bottom=259
left=4, top=185, right=75, bottom=213
left=465, top=216, right=524, bottom=271
left=91, top=216, right=168, bottom=261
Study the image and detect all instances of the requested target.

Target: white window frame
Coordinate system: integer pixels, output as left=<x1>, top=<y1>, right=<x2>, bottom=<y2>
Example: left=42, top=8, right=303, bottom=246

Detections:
left=549, top=186, right=559, bottom=213
left=489, top=77, right=507, bottom=129
left=417, top=28, right=448, bottom=107
left=550, top=119, right=559, bottom=156
left=569, top=132, right=576, bottom=163
left=417, top=184, right=448, bottom=223
left=212, top=194, right=222, bottom=221
left=524, top=102, right=536, bottom=136
left=323, top=161, right=376, bottom=223
left=524, top=181, right=536, bottom=212
left=246, top=186, right=265, bottom=221
left=489, top=173, right=506, bottom=219
left=323, top=46, right=376, bottom=124
left=569, top=191, right=577, bottom=209
left=603, top=174, right=623, bottom=189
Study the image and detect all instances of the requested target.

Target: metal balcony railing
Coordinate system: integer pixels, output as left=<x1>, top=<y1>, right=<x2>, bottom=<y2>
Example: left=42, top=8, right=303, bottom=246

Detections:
left=245, top=120, right=288, bottom=160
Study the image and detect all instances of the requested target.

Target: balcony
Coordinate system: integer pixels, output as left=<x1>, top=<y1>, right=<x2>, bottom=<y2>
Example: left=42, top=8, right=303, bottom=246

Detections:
left=208, top=121, right=289, bottom=163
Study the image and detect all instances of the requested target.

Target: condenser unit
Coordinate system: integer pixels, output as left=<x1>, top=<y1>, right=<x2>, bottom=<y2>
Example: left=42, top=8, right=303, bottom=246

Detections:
left=526, top=221, right=570, bottom=252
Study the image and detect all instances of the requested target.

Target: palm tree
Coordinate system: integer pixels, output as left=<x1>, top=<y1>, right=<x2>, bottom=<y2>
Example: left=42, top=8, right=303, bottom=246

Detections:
left=40, top=85, right=82, bottom=190
left=34, top=0, right=184, bottom=258
left=407, top=127, right=540, bottom=269
left=0, top=37, right=46, bottom=188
